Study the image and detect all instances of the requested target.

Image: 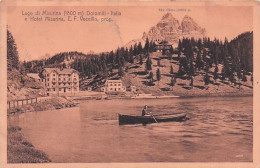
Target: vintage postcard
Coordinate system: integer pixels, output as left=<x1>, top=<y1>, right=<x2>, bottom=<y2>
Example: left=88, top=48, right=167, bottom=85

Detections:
left=0, top=0, right=260, bottom=168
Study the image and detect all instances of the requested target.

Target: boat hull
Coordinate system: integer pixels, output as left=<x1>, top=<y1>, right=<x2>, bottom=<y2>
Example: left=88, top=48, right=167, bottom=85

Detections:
left=118, top=113, right=188, bottom=125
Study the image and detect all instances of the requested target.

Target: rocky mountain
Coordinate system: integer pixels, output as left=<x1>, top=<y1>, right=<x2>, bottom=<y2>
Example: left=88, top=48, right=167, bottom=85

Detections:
left=133, top=13, right=206, bottom=46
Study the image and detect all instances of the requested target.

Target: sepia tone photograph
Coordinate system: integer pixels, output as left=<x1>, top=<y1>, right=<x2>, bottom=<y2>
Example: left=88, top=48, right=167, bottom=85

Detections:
left=1, top=1, right=260, bottom=167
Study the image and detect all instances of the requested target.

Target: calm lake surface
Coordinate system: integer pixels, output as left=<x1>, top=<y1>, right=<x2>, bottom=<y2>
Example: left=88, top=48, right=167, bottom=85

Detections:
left=8, top=97, right=253, bottom=162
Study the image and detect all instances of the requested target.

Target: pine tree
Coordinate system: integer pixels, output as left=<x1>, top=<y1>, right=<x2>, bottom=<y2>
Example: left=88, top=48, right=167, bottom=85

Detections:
left=189, top=62, right=195, bottom=76
left=139, top=55, right=143, bottom=65
left=144, top=37, right=150, bottom=53
left=7, top=29, right=20, bottom=71
left=190, top=76, right=194, bottom=88
left=137, top=42, right=143, bottom=54
left=213, top=66, right=219, bottom=83
left=195, top=51, right=203, bottom=71
left=156, top=68, right=161, bottom=85
left=146, top=57, right=152, bottom=71
left=148, top=72, right=154, bottom=85
left=251, top=73, right=253, bottom=85
left=170, top=76, right=176, bottom=90
left=169, top=46, right=174, bottom=55
left=157, top=59, right=161, bottom=67
left=170, top=65, right=174, bottom=75
left=129, top=51, right=134, bottom=63
left=178, top=65, right=184, bottom=78
left=204, top=72, right=210, bottom=86
left=118, top=66, right=124, bottom=77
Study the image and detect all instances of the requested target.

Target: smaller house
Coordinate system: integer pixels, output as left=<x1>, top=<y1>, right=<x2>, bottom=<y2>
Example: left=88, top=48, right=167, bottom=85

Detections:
left=103, top=80, right=126, bottom=93
left=155, top=41, right=172, bottom=53
left=27, top=73, right=41, bottom=82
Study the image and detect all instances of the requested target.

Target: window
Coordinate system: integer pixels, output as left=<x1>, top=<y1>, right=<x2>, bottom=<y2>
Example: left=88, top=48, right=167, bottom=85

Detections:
left=47, top=78, right=49, bottom=81
left=47, top=74, right=49, bottom=77
left=53, top=74, right=55, bottom=76
left=47, top=88, right=50, bottom=91
left=53, top=78, right=55, bottom=81
left=110, top=84, right=113, bottom=86
left=118, top=84, right=121, bottom=86
left=118, top=88, right=121, bottom=90
left=63, top=83, right=65, bottom=85
left=59, top=88, right=62, bottom=91
left=114, top=84, right=117, bottom=86
left=110, top=88, right=113, bottom=90
left=48, top=83, right=49, bottom=86
left=53, top=88, right=55, bottom=91
left=64, top=78, right=66, bottom=81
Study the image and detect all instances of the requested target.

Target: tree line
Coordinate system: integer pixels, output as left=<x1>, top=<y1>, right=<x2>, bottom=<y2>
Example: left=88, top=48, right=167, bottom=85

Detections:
left=176, top=32, right=253, bottom=87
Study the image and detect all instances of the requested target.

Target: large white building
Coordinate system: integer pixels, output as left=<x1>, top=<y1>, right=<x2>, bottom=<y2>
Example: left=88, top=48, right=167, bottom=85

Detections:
left=102, top=79, right=126, bottom=93
left=41, top=68, right=79, bottom=96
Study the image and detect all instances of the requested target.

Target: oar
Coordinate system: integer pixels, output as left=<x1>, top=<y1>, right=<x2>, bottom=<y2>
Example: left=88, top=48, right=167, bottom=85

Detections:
left=150, top=113, right=158, bottom=123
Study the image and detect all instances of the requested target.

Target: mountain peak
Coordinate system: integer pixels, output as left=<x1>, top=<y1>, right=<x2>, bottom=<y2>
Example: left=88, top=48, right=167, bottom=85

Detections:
left=140, top=13, right=206, bottom=45
left=181, top=15, right=206, bottom=35
left=161, top=13, right=173, bottom=20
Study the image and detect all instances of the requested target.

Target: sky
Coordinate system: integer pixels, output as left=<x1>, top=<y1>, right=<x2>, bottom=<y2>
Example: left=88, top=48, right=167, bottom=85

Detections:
left=7, top=6, right=253, bottom=61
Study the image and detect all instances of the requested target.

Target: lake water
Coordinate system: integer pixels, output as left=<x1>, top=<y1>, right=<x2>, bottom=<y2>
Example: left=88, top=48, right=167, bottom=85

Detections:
left=8, top=96, right=253, bottom=162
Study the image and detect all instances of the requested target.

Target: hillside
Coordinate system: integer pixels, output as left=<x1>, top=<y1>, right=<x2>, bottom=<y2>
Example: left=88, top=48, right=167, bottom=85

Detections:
left=23, top=51, right=99, bottom=74
left=121, top=52, right=253, bottom=97
left=7, top=70, right=45, bottom=101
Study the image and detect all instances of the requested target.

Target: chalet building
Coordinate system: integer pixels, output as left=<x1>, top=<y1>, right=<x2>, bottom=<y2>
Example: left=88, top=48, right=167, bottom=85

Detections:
left=27, top=73, right=41, bottom=82
left=102, top=79, right=126, bottom=93
left=41, top=68, right=79, bottom=96
left=155, top=41, right=172, bottom=53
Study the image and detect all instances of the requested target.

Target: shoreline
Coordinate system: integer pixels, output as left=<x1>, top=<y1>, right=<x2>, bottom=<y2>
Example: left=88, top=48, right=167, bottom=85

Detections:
left=7, top=96, right=78, bottom=163
left=7, top=91, right=252, bottom=163
left=7, top=126, right=51, bottom=163
left=7, top=96, right=78, bottom=116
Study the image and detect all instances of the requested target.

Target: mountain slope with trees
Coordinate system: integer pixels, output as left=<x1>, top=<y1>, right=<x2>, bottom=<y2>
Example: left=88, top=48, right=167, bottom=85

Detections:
left=22, top=31, right=253, bottom=97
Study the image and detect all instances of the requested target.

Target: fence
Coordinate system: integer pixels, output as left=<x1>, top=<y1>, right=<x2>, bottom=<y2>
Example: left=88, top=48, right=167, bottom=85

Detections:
left=7, top=97, right=52, bottom=109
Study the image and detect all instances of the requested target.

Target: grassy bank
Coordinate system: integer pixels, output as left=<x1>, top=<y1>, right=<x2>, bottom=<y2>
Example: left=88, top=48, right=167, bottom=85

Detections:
left=7, top=126, right=51, bottom=163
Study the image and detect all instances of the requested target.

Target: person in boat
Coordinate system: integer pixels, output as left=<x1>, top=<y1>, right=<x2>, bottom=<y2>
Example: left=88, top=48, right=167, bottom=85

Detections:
left=142, top=105, right=150, bottom=116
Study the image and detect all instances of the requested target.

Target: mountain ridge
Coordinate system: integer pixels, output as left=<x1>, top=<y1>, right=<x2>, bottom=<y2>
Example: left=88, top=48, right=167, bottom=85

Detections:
left=125, top=13, right=206, bottom=48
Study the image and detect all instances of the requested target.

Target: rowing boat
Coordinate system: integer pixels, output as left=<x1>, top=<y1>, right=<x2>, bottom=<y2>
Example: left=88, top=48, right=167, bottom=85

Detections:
left=118, top=113, right=188, bottom=125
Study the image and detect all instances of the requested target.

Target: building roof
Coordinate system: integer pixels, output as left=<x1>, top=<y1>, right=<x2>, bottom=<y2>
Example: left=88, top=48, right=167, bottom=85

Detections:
left=44, top=68, right=78, bottom=75
left=106, top=79, right=122, bottom=83
left=27, top=73, right=41, bottom=80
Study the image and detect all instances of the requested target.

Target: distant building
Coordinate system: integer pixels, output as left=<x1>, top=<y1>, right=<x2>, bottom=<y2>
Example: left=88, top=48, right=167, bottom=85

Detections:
left=40, top=68, right=79, bottom=96
left=103, top=79, right=126, bottom=93
left=27, top=73, right=41, bottom=82
left=155, top=41, right=172, bottom=53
